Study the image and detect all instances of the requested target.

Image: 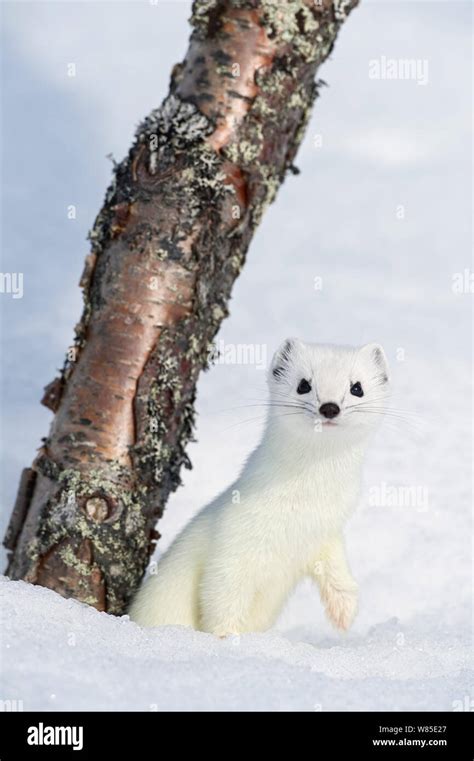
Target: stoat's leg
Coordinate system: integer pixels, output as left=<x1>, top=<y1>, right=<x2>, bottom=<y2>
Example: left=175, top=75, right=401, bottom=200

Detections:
left=198, top=562, right=259, bottom=637
left=311, top=536, right=358, bottom=631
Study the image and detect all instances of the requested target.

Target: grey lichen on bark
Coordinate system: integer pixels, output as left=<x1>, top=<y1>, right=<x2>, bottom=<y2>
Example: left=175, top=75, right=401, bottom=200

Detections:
left=5, top=0, right=359, bottom=614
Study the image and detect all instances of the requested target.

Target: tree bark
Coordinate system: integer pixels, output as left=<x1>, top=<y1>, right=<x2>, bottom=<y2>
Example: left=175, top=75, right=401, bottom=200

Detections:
left=4, top=0, right=358, bottom=613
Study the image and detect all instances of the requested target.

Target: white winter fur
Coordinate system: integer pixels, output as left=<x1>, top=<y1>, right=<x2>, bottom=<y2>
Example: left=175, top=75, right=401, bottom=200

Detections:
left=129, top=339, right=390, bottom=636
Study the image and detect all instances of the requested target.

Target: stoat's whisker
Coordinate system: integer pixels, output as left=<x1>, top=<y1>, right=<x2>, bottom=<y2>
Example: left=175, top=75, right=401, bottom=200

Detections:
left=222, top=410, right=306, bottom=431
left=345, top=409, right=422, bottom=432
left=346, top=400, right=423, bottom=419
left=347, top=408, right=418, bottom=421
left=218, top=401, right=314, bottom=414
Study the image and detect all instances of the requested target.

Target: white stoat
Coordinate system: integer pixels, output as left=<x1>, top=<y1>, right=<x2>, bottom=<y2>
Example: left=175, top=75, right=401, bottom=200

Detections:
left=129, top=338, right=390, bottom=636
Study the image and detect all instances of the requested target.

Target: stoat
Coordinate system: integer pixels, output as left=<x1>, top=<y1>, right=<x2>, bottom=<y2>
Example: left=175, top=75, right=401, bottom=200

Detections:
left=129, top=338, right=390, bottom=636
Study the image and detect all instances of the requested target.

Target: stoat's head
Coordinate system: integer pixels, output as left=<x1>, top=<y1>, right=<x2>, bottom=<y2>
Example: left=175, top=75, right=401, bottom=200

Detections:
left=268, top=338, right=390, bottom=444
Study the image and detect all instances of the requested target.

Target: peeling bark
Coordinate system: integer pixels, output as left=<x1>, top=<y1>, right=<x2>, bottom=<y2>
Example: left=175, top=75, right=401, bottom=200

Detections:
left=5, top=0, right=359, bottom=613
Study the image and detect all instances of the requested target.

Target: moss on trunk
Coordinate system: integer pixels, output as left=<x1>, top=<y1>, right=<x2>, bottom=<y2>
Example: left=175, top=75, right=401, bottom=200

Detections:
left=5, top=0, right=359, bottom=613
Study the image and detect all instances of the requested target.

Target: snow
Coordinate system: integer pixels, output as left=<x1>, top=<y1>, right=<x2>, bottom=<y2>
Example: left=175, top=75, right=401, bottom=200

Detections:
left=1, top=577, right=471, bottom=712
left=0, top=1, right=472, bottom=712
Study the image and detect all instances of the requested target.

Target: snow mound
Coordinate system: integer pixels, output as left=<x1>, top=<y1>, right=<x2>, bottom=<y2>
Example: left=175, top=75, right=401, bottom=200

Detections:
left=1, top=577, right=471, bottom=712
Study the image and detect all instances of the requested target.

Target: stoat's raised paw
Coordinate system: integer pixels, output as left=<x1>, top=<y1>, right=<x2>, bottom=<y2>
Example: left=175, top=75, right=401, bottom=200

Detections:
left=322, top=585, right=358, bottom=632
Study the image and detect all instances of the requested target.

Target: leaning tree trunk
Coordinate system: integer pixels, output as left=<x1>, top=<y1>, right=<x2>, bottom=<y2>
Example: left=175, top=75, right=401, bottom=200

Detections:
left=4, top=0, right=358, bottom=613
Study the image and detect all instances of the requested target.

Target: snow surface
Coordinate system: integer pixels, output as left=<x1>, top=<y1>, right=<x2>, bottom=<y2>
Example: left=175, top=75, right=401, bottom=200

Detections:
left=0, top=0, right=472, bottom=711
left=1, top=576, right=471, bottom=712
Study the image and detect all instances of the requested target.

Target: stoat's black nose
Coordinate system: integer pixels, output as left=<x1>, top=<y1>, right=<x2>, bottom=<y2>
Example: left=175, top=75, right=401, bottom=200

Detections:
left=319, top=402, right=340, bottom=419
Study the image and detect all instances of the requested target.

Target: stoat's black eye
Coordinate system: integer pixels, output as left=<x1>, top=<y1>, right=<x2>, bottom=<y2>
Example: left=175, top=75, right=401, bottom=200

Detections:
left=350, top=381, right=364, bottom=397
left=297, top=378, right=311, bottom=394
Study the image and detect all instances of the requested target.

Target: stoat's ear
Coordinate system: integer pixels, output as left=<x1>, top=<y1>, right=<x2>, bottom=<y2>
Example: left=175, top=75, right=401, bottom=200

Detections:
left=270, top=338, right=300, bottom=382
left=359, top=342, right=390, bottom=383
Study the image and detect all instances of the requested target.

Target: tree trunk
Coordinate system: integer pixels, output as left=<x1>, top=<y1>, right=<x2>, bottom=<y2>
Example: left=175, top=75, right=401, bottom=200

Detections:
left=4, top=0, right=358, bottom=614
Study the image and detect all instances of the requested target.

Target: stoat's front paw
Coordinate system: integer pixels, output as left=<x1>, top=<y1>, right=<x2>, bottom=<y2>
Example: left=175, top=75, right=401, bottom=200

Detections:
left=322, top=584, right=358, bottom=632
left=203, top=621, right=242, bottom=638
